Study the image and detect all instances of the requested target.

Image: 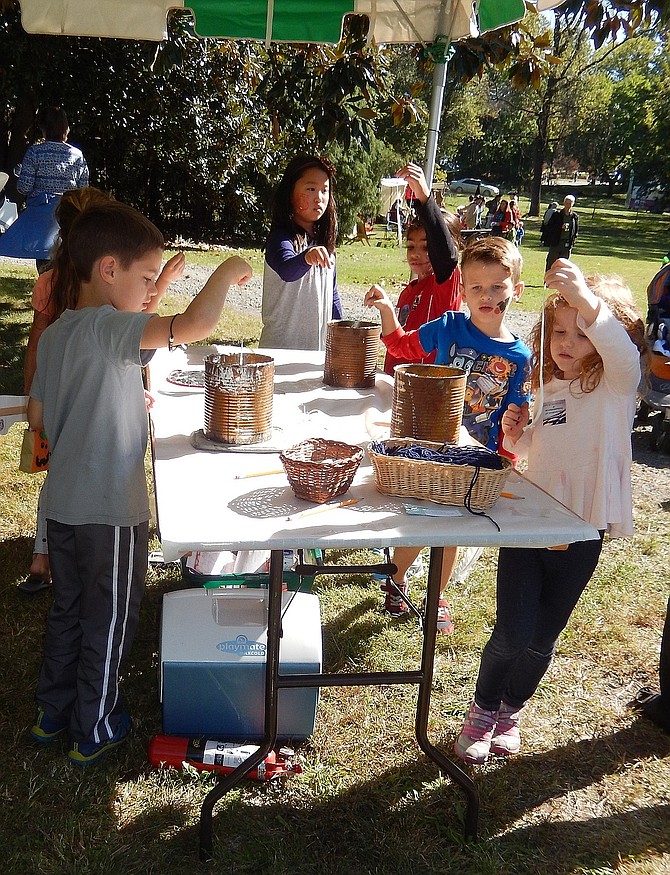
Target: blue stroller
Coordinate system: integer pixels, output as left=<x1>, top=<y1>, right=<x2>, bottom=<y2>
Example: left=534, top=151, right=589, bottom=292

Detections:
left=638, top=263, right=670, bottom=452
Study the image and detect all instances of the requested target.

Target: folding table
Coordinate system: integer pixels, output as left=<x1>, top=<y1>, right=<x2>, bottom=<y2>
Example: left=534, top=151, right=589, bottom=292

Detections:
left=148, top=345, right=599, bottom=861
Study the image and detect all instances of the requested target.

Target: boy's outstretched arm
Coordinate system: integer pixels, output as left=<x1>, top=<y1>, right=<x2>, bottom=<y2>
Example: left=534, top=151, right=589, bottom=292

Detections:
left=140, top=255, right=252, bottom=349
left=364, top=284, right=401, bottom=336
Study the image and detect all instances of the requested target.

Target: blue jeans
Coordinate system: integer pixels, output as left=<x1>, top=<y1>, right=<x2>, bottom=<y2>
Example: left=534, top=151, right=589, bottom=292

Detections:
left=475, top=536, right=603, bottom=712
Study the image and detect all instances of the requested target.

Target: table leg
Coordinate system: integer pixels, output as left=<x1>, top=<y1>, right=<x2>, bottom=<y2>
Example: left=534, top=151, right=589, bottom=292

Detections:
left=198, top=546, right=478, bottom=859
left=415, top=547, right=479, bottom=840
left=198, top=549, right=283, bottom=863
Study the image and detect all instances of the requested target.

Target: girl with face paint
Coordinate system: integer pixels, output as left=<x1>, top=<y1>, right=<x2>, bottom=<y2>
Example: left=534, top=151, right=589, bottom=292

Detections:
left=260, top=155, right=342, bottom=351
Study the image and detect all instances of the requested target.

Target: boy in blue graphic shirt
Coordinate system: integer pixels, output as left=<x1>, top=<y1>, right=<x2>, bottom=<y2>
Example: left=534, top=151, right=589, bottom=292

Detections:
left=364, top=236, right=530, bottom=630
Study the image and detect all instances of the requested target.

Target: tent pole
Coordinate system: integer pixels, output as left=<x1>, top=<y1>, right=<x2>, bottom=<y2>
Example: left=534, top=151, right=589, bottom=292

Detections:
left=424, top=52, right=448, bottom=189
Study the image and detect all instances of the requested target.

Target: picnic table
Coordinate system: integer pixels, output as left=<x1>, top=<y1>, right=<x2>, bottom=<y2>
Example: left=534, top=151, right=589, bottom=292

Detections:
left=148, top=345, right=598, bottom=861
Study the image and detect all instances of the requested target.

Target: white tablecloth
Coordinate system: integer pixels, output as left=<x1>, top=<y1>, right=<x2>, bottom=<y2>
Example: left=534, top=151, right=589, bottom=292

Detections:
left=149, top=346, right=599, bottom=562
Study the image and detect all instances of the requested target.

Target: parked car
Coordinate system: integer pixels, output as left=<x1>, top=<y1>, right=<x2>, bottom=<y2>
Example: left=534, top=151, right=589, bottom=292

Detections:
left=448, top=177, right=500, bottom=197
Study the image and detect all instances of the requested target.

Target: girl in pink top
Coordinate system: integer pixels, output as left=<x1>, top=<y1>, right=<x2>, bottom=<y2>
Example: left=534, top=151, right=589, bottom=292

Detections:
left=454, top=259, right=648, bottom=764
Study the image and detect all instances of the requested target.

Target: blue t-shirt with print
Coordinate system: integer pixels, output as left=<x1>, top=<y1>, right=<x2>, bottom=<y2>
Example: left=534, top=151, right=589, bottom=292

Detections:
left=418, top=310, right=531, bottom=451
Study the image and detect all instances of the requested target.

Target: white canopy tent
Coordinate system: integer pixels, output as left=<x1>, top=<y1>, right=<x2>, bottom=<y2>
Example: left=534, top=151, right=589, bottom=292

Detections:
left=380, top=177, right=406, bottom=246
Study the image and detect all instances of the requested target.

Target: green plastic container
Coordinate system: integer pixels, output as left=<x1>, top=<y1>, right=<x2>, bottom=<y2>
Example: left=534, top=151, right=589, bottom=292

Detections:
left=180, top=552, right=320, bottom=593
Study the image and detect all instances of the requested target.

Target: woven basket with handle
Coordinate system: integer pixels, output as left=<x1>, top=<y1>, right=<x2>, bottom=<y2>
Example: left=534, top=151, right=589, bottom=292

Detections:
left=368, top=438, right=512, bottom=510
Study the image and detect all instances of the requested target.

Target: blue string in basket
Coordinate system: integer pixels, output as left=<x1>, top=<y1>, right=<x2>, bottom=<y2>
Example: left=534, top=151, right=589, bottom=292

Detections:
left=370, top=441, right=503, bottom=530
left=369, top=442, right=505, bottom=470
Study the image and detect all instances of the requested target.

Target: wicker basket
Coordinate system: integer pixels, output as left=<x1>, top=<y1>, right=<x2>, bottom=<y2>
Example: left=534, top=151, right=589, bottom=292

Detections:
left=391, top=364, right=467, bottom=444
left=280, top=438, right=364, bottom=503
left=368, top=438, right=512, bottom=510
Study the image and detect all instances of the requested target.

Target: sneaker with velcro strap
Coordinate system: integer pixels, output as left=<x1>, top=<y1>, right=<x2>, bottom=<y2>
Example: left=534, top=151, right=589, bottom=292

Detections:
left=30, top=706, right=68, bottom=744
left=68, top=712, right=131, bottom=766
left=490, top=701, right=522, bottom=756
left=454, top=701, right=498, bottom=764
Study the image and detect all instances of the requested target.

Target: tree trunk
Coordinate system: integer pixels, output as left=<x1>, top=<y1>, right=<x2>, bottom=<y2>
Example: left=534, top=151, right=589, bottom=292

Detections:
left=4, top=92, right=38, bottom=206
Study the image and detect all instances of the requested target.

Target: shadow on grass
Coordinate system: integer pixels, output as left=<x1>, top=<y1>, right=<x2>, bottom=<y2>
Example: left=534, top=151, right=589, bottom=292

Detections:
left=114, top=720, right=670, bottom=874
left=0, top=278, right=33, bottom=395
left=3, top=546, right=669, bottom=873
left=321, top=595, right=389, bottom=671
left=632, top=423, right=670, bottom=469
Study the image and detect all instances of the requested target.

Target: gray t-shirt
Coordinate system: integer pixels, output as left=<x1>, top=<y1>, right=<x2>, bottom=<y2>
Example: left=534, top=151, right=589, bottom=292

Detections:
left=260, top=228, right=335, bottom=351
left=31, top=305, right=153, bottom=526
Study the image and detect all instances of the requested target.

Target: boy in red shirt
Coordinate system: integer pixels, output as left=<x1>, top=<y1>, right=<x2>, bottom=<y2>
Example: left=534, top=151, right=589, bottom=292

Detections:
left=379, top=163, right=463, bottom=376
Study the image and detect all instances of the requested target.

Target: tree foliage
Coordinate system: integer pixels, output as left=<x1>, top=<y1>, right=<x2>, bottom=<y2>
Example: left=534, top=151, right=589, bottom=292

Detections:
left=0, top=5, right=409, bottom=243
left=2, top=0, right=670, bottom=235
left=438, top=0, right=670, bottom=212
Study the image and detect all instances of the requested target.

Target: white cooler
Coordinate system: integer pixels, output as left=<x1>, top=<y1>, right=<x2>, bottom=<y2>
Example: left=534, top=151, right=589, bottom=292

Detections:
left=160, top=588, right=322, bottom=741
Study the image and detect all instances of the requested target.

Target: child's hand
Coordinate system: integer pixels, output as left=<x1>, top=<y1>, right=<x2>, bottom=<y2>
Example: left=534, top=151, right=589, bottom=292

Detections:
left=501, top=401, right=529, bottom=444
left=304, top=246, right=333, bottom=269
left=218, top=255, right=253, bottom=286
left=544, top=259, right=600, bottom=325
left=397, top=162, right=430, bottom=204
left=159, top=251, right=186, bottom=286
left=364, top=284, right=392, bottom=311
left=544, top=259, right=591, bottom=305
left=146, top=252, right=187, bottom=312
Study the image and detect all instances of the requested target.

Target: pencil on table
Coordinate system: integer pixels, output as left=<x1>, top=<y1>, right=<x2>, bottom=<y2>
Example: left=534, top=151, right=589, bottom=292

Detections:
left=286, top=497, right=360, bottom=522
left=234, top=469, right=285, bottom=479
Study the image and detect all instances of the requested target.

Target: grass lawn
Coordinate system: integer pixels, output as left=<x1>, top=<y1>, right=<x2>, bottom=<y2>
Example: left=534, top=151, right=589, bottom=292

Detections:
left=0, top=194, right=669, bottom=874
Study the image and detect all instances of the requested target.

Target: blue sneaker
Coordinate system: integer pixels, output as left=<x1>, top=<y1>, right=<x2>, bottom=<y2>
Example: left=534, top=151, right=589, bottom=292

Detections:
left=30, top=706, right=68, bottom=744
left=68, top=712, right=131, bottom=766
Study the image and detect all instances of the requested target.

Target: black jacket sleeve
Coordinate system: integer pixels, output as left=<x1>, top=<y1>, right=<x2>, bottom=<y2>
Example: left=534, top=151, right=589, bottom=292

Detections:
left=544, top=210, right=563, bottom=247
left=414, top=195, right=459, bottom=284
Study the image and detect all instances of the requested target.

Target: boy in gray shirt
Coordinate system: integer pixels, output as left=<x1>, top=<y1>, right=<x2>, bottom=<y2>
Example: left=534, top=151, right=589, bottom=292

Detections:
left=28, top=201, right=251, bottom=764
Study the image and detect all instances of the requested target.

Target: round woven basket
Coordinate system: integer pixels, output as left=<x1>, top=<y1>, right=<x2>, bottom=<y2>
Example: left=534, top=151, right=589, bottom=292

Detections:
left=204, top=352, right=274, bottom=445
left=323, top=320, right=381, bottom=389
left=368, top=438, right=512, bottom=510
left=391, top=364, right=467, bottom=444
left=280, top=438, right=364, bottom=503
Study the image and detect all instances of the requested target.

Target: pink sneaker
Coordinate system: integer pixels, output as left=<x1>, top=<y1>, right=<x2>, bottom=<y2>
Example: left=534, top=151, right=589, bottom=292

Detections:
left=436, top=599, right=454, bottom=635
left=490, top=701, right=521, bottom=756
left=454, top=701, right=498, bottom=764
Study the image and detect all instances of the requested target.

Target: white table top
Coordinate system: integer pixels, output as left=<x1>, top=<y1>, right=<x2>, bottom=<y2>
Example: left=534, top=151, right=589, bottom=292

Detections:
left=149, top=346, right=599, bottom=562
